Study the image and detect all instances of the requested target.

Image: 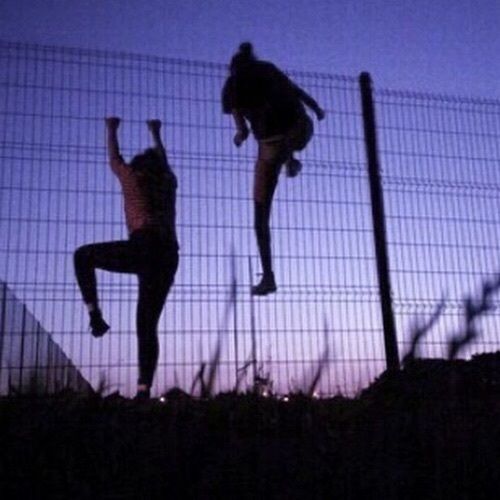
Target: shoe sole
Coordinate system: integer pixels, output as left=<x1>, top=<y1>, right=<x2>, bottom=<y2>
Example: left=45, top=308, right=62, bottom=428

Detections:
left=251, top=286, right=277, bottom=296
left=90, top=325, right=110, bottom=338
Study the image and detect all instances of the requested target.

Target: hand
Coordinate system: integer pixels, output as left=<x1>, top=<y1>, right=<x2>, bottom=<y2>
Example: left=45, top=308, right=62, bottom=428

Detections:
left=233, top=128, right=249, bottom=147
left=147, top=119, right=162, bottom=132
left=105, top=117, right=121, bottom=129
left=316, top=108, right=326, bottom=121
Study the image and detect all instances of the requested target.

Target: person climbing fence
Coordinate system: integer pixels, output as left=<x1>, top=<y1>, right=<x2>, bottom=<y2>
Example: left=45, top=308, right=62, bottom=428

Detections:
left=74, top=118, right=179, bottom=400
left=222, top=42, right=325, bottom=295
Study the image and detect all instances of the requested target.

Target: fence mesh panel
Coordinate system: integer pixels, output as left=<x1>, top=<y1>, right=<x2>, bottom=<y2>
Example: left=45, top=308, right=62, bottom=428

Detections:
left=376, top=88, right=500, bottom=360
left=1, top=41, right=499, bottom=396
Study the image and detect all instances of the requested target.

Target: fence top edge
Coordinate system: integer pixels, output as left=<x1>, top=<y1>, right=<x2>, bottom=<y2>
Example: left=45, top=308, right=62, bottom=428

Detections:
left=0, top=39, right=226, bottom=70
left=2, top=39, right=498, bottom=103
left=0, top=39, right=356, bottom=83
left=374, top=86, right=500, bottom=107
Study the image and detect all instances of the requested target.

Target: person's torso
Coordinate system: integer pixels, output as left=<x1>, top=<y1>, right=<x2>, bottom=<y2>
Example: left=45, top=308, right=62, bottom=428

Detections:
left=115, top=161, right=178, bottom=246
left=232, top=61, right=306, bottom=139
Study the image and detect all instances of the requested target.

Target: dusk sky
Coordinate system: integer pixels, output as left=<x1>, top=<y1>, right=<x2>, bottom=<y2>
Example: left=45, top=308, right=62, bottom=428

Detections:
left=1, top=0, right=499, bottom=99
left=1, top=1, right=500, bottom=396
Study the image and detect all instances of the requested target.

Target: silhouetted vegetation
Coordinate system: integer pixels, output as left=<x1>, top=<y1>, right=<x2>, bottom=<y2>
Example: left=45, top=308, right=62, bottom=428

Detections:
left=2, top=275, right=500, bottom=498
left=0, top=350, right=499, bottom=499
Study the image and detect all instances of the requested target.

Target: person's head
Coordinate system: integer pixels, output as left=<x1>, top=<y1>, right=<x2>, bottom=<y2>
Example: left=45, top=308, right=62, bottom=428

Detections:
left=230, top=42, right=257, bottom=75
left=130, top=148, right=163, bottom=174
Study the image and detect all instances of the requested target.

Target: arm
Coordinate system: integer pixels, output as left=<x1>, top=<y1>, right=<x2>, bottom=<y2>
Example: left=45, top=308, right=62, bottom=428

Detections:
left=222, top=75, right=249, bottom=147
left=270, top=63, right=325, bottom=121
left=147, top=119, right=168, bottom=165
left=105, top=117, right=122, bottom=167
left=293, top=84, right=325, bottom=121
left=231, top=109, right=249, bottom=147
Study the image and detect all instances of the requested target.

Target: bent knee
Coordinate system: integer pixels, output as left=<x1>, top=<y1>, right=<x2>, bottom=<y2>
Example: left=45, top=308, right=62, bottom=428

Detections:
left=289, top=117, right=313, bottom=152
left=74, top=244, right=92, bottom=264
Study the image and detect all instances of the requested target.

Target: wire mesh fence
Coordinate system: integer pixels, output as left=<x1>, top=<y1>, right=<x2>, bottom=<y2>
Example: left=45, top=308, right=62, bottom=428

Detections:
left=376, top=88, right=500, bottom=360
left=0, top=40, right=499, bottom=397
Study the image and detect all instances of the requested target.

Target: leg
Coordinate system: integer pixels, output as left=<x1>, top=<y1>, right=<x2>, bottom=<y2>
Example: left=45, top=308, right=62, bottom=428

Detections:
left=74, top=240, right=143, bottom=336
left=252, top=140, right=287, bottom=295
left=290, top=114, right=314, bottom=153
left=285, top=115, right=314, bottom=178
left=135, top=250, right=179, bottom=394
left=254, top=201, right=273, bottom=277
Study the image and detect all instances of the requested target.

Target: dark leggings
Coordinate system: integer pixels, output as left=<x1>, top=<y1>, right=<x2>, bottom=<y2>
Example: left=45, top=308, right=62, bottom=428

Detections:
left=74, top=229, right=179, bottom=387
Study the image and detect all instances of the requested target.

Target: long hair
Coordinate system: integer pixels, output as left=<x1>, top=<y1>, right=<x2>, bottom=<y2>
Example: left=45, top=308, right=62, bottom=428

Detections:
left=130, top=148, right=166, bottom=197
left=130, top=148, right=163, bottom=174
left=130, top=149, right=168, bottom=214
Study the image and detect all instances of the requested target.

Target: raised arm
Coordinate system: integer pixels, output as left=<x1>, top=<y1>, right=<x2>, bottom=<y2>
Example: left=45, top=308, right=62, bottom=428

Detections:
left=105, top=117, right=122, bottom=162
left=147, top=119, right=168, bottom=165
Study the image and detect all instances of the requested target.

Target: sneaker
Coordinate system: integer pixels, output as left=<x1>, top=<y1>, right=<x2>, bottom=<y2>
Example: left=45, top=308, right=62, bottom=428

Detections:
left=89, top=310, right=110, bottom=338
left=285, top=158, right=302, bottom=178
left=251, top=273, right=277, bottom=296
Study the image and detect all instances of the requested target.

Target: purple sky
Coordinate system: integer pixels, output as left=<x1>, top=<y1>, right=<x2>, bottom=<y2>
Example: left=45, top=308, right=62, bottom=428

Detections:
left=1, top=0, right=499, bottom=99
left=1, top=1, right=500, bottom=396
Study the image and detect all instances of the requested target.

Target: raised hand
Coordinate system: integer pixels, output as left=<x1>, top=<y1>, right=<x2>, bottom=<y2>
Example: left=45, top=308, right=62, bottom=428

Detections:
left=105, top=117, right=121, bottom=129
left=147, top=119, right=162, bottom=132
left=316, top=108, right=326, bottom=121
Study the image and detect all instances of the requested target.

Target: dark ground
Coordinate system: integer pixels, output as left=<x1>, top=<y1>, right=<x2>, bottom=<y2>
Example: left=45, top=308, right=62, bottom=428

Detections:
left=0, top=353, right=499, bottom=499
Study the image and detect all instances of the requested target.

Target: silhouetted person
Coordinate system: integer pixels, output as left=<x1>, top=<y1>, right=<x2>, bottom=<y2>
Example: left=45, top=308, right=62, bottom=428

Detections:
left=74, top=118, right=179, bottom=400
left=222, top=42, right=325, bottom=295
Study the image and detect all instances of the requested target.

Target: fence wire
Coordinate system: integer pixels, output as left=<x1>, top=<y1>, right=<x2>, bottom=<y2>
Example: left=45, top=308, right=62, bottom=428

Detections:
left=375, top=88, right=500, bottom=360
left=0, top=41, right=499, bottom=396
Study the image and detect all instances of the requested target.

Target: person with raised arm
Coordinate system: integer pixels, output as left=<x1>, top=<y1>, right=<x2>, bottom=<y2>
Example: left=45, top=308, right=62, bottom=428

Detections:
left=74, top=118, right=179, bottom=400
left=222, top=42, right=325, bottom=295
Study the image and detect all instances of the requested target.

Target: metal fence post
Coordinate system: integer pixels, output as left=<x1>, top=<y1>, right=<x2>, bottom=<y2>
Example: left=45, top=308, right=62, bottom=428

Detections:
left=0, top=283, right=6, bottom=382
left=359, top=72, right=400, bottom=371
left=248, top=257, right=258, bottom=385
